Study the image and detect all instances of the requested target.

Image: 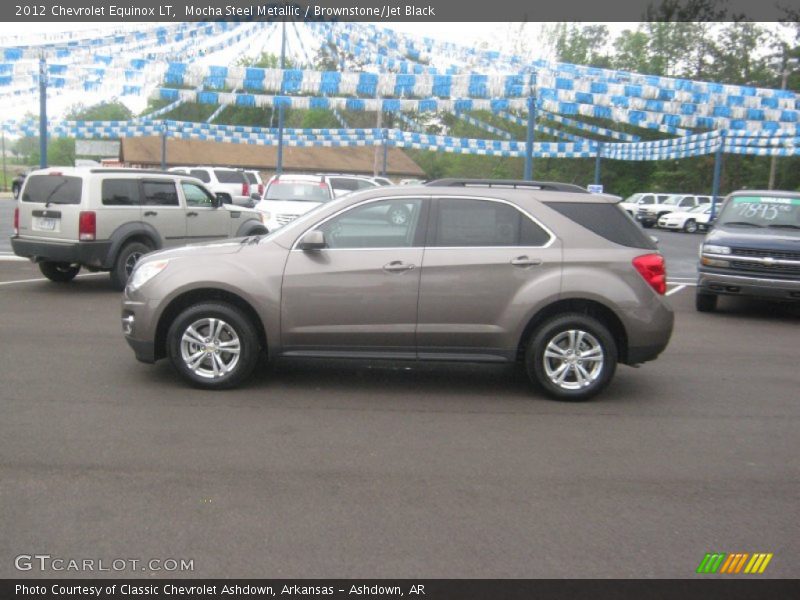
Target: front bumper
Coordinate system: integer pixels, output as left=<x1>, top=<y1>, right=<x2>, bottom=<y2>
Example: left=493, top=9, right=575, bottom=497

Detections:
left=11, top=237, right=112, bottom=268
left=698, top=268, right=800, bottom=301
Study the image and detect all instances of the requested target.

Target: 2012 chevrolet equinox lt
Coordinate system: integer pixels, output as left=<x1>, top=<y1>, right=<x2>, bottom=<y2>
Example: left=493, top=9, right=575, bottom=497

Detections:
left=122, top=182, right=674, bottom=401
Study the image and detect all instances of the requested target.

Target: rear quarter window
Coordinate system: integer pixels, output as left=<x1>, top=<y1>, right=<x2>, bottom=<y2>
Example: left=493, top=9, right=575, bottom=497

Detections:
left=544, top=202, right=657, bottom=250
left=102, top=179, right=141, bottom=206
left=214, top=170, right=246, bottom=184
left=22, top=175, right=82, bottom=204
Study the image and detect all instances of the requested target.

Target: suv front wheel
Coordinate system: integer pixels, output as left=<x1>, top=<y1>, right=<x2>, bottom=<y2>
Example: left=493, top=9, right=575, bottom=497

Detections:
left=167, top=302, right=260, bottom=389
left=526, top=314, right=618, bottom=401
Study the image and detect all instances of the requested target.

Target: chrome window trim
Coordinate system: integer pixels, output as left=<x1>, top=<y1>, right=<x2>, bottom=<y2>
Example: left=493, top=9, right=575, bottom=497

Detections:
left=289, top=194, right=557, bottom=251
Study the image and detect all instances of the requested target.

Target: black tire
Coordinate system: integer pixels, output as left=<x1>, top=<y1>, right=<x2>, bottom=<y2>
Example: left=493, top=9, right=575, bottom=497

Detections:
left=39, top=261, right=80, bottom=283
left=525, top=314, right=618, bottom=402
left=695, top=292, right=717, bottom=312
left=683, top=219, right=698, bottom=233
left=167, top=302, right=261, bottom=390
left=12, top=183, right=21, bottom=200
left=386, top=204, right=411, bottom=226
left=641, top=221, right=654, bottom=229
left=110, top=241, right=151, bottom=291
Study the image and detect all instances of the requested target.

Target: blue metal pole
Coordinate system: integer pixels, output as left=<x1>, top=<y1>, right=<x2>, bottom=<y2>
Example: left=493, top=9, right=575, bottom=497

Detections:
left=594, top=143, right=603, bottom=186
left=382, top=129, right=388, bottom=176
left=39, top=55, right=47, bottom=168
left=160, top=123, right=167, bottom=170
left=523, top=94, right=535, bottom=181
left=276, top=20, right=286, bottom=175
left=710, top=132, right=725, bottom=220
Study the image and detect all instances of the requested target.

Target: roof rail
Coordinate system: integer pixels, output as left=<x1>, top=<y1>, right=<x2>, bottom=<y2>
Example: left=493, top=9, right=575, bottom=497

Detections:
left=424, top=179, right=588, bottom=193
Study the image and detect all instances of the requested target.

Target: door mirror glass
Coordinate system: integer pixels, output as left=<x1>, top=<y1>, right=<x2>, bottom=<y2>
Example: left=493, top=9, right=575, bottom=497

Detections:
left=298, top=230, right=326, bottom=250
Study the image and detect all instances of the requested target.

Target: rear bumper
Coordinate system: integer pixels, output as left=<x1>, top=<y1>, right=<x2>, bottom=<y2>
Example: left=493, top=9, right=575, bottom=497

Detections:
left=11, top=237, right=112, bottom=268
left=698, top=268, right=800, bottom=301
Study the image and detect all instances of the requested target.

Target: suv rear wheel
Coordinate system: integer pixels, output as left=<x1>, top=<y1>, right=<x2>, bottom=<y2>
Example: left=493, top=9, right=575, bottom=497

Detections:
left=167, top=302, right=260, bottom=389
left=110, top=241, right=151, bottom=291
left=526, top=314, right=618, bottom=401
left=39, top=261, right=80, bottom=283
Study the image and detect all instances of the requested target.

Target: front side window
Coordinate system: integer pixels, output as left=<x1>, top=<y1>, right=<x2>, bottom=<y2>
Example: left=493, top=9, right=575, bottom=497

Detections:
left=318, top=199, right=424, bottom=249
left=102, top=179, right=140, bottom=206
left=432, top=198, right=550, bottom=247
left=142, top=181, right=179, bottom=206
left=679, top=197, right=694, bottom=207
left=182, top=182, right=215, bottom=207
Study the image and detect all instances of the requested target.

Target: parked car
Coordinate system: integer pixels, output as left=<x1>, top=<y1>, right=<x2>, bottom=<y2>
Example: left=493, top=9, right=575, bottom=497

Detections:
left=323, top=174, right=381, bottom=197
left=122, top=179, right=673, bottom=401
left=637, top=194, right=711, bottom=228
left=371, top=176, right=394, bottom=186
left=619, top=192, right=672, bottom=218
left=255, top=174, right=335, bottom=232
left=242, top=170, right=264, bottom=197
left=696, top=190, right=800, bottom=312
left=657, top=204, right=715, bottom=233
left=11, top=170, right=29, bottom=199
left=11, top=167, right=267, bottom=289
left=168, top=166, right=253, bottom=207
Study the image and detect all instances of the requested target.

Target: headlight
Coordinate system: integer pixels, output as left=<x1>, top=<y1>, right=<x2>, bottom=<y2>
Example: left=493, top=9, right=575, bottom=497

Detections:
left=702, top=244, right=731, bottom=255
left=127, top=259, right=169, bottom=292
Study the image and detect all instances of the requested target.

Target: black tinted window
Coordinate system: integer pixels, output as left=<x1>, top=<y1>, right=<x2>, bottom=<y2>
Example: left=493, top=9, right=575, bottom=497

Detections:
left=331, top=178, right=359, bottom=192
left=544, top=202, right=657, bottom=250
left=102, top=179, right=140, bottom=206
left=244, top=172, right=258, bottom=184
left=433, top=198, right=550, bottom=247
left=189, top=170, right=211, bottom=183
left=22, top=175, right=82, bottom=205
left=215, top=170, right=246, bottom=184
left=142, top=181, right=179, bottom=206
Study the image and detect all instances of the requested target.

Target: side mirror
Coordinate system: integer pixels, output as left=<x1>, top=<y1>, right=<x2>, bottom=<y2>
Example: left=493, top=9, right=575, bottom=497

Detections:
left=216, top=193, right=232, bottom=205
left=211, top=195, right=222, bottom=209
left=298, top=230, right=326, bottom=250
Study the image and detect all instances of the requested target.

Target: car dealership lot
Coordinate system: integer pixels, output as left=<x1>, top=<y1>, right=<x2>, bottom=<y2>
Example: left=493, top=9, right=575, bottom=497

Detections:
left=1, top=254, right=798, bottom=579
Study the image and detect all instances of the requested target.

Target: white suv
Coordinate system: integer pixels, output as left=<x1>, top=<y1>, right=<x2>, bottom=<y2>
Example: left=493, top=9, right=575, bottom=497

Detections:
left=619, top=192, right=672, bottom=218
left=11, top=167, right=267, bottom=289
left=636, top=194, right=712, bottom=228
left=168, top=166, right=253, bottom=207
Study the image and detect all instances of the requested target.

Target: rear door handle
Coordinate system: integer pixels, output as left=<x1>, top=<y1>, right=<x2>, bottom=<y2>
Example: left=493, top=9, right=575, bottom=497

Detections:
left=187, top=211, right=198, bottom=217
left=511, top=256, right=542, bottom=267
left=383, top=261, right=416, bottom=273
left=144, top=211, right=158, bottom=217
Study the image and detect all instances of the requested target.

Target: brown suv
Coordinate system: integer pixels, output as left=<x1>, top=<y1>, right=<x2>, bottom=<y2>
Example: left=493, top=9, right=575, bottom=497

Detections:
left=121, top=181, right=674, bottom=401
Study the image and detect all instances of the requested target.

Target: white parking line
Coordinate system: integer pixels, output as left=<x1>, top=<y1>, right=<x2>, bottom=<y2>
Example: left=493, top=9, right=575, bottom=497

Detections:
left=0, top=273, right=106, bottom=287
left=666, top=284, right=687, bottom=296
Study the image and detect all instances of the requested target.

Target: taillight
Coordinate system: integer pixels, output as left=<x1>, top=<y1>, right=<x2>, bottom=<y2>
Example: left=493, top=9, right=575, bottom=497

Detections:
left=13, top=207, right=19, bottom=235
left=242, top=182, right=250, bottom=196
left=78, top=211, right=96, bottom=241
left=633, top=253, right=666, bottom=295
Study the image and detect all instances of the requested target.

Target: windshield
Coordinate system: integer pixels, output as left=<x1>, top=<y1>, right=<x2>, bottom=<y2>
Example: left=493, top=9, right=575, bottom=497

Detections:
left=623, top=193, right=644, bottom=204
left=717, top=195, right=800, bottom=228
left=266, top=182, right=332, bottom=202
left=689, top=204, right=709, bottom=214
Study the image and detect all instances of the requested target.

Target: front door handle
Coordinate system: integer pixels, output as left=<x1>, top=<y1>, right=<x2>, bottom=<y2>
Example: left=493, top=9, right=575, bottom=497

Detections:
left=187, top=211, right=198, bottom=217
left=383, top=261, right=416, bottom=273
left=144, top=211, right=158, bottom=217
left=511, top=256, right=542, bottom=267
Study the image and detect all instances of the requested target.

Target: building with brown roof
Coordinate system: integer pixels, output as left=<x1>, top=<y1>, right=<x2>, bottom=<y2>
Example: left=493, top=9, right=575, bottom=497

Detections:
left=119, top=137, right=425, bottom=179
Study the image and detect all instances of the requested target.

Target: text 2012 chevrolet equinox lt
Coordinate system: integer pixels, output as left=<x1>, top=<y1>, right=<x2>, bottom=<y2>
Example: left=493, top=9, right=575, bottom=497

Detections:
left=122, top=181, right=674, bottom=401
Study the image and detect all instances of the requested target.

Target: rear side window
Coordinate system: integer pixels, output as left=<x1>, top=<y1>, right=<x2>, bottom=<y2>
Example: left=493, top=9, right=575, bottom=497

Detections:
left=214, top=170, right=246, bottom=184
left=188, top=169, right=211, bottom=183
left=102, top=179, right=140, bottom=206
left=432, top=198, right=550, bottom=247
left=142, top=181, right=179, bottom=206
left=22, top=175, right=82, bottom=204
left=544, top=202, right=657, bottom=250
left=244, top=172, right=258, bottom=184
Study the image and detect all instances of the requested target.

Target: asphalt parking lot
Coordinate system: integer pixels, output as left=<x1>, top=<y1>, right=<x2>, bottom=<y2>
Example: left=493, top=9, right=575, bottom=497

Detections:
left=1, top=198, right=798, bottom=579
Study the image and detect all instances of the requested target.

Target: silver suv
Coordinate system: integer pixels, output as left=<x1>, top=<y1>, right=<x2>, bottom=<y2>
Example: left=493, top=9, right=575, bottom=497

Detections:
left=122, top=180, right=674, bottom=401
left=12, top=167, right=267, bottom=289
